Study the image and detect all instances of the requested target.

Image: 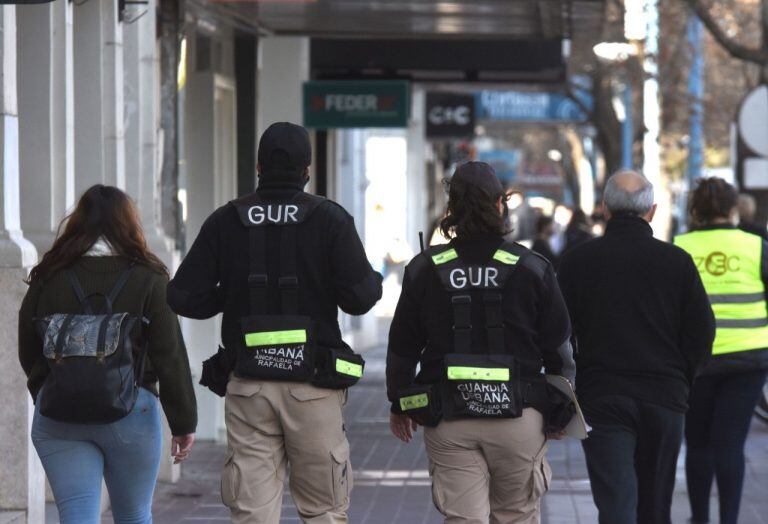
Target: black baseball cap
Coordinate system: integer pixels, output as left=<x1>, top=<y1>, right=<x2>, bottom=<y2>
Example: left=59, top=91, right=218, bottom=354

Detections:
left=257, top=122, right=312, bottom=187
left=451, top=161, right=503, bottom=197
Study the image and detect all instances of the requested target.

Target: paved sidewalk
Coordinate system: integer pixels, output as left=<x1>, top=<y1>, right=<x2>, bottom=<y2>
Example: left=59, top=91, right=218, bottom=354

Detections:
left=45, top=345, right=768, bottom=523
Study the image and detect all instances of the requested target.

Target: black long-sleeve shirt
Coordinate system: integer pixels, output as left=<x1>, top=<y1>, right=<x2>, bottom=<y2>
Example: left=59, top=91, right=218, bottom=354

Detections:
left=168, top=185, right=383, bottom=354
left=558, top=215, right=716, bottom=412
left=386, top=234, right=574, bottom=413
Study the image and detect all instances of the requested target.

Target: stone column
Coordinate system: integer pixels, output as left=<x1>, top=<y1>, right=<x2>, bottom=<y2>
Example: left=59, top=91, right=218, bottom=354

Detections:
left=0, top=6, right=45, bottom=524
left=123, top=0, right=180, bottom=482
left=17, top=0, right=75, bottom=255
left=257, top=36, right=309, bottom=137
left=73, top=0, right=125, bottom=193
left=406, top=87, right=428, bottom=252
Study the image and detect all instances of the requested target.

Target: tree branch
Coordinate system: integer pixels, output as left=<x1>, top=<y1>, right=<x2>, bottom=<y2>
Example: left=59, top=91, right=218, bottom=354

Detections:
left=684, top=0, right=768, bottom=64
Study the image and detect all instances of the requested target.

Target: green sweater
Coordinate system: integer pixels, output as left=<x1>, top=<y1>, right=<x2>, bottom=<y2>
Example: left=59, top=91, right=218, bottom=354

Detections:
left=18, top=256, right=197, bottom=436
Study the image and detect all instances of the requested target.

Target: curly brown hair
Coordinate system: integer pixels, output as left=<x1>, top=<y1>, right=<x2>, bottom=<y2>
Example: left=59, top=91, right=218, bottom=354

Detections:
left=439, top=175, right=508, bottom=240
left=689, top=177, right=737, bottom=225
left=27, top=185, right=168, bottom=283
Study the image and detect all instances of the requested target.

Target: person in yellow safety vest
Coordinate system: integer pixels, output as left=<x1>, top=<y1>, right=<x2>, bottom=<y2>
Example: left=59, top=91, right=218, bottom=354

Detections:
left=674, top=177, right=768, bottom=524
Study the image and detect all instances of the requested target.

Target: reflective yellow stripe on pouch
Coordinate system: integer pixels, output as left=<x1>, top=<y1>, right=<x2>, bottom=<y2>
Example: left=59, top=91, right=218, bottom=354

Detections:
left=492, top=250, right=520, bottom=265
left=447, top=366, right=510, bottom=381
left=400, top=393, right=429, bottom=411
left=336, top=359, right=363, bottom=378
left=432, top=249, right=458, bottom=265
left=245, top=329, right=307, bottom=347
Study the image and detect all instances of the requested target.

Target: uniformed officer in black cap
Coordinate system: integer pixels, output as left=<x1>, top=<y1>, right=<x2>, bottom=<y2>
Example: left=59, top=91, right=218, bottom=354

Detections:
left=386, top=161, right=575, bottom=523
left=168, top=122, right=383, bottom=523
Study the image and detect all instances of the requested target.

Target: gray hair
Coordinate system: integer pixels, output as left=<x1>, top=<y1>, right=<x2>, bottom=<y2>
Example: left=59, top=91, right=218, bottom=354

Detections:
left=603, top=169, right=654, bottom=216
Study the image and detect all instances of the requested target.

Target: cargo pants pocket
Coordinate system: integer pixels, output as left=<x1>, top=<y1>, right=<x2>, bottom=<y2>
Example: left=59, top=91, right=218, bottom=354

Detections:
left=331, top=440, right=352, bottom=507
left=528, top=442, right=552, bottom=503
left=428, top=462, right=446, bottom=514
left=221, top=448, right=240, bottom=509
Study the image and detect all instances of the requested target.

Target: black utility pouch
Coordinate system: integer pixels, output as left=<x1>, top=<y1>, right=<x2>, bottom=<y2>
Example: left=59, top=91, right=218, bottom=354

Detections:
left=398, top=384, right=442, bottom=427
left=200, top=346, right=233, bottom=397
left=441, top=353, right=522, bottom=420
left=312, top=347, right=365, bottom=389
left=236, top=315, right=316, bottom=382
left=543, top=383, right=577, bottom=433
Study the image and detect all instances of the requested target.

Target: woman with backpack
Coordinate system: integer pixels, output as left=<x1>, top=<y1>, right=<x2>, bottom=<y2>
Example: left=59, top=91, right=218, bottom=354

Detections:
left=18, top=185, right=198, bottom=524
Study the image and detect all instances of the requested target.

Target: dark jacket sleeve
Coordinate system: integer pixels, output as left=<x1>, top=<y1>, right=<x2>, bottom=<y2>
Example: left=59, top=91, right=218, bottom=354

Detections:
left=146, top=274, right=198, bottom=436
left=556, top=251, right=579, bottom=348
left=762, top=239, right=768, bottom=286
left=536, top=263, right=575, bottom=383
left=679, top=253, right=716, bottom=382
left=386, top=259, right=428, bottom=413
left=18, top=280, right=47, bottom=397
left=167, top=212, right=223, bottom=319
left=327, top=205, right=383, bottom=315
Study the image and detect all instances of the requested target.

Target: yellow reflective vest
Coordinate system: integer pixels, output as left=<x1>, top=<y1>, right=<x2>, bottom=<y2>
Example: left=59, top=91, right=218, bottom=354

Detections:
left=674, top=228, right=768, bottom=355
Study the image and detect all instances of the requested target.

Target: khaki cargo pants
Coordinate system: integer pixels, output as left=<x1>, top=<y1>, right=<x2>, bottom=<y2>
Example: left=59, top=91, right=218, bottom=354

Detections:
left=222, top=376, right=352, bottom=524
left=424, top=408, right=551, bottom=524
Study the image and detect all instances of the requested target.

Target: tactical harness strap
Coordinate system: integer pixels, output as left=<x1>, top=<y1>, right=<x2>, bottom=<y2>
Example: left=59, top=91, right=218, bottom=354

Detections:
left=484, top=292, right=505, bottom=354
left=243, top=193, right=327, bottom=316
left=247, top=226, right=300, bottom=316
left=450, top=292, right=505, bottom=355
left=279, top=225, right=299, bottom=315
left=248, top=227, right=268, bottom=315
left=451, top=295, right=472, bottom=354
left=437, top=242, right=525, bottom=356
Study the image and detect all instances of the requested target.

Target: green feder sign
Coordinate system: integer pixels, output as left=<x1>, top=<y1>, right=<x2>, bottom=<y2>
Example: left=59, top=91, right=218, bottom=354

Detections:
left=303, top=80, right=411, bottom=129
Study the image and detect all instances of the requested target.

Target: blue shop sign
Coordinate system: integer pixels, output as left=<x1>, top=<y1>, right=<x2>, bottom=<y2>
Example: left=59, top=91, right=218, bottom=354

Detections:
left=475, top=90, right=591, bottom=122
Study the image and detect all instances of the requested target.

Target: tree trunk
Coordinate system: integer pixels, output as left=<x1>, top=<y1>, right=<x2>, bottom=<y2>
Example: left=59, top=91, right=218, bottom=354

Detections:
left=762, top=0, right=768, bottom=83
left=159, top=0, right=183, bottom=250
left=592, top=63, right=623, bottom=176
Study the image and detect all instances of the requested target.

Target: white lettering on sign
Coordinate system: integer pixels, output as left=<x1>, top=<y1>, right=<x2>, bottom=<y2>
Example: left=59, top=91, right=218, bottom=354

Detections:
left=248, top=204, right=300, bottom=225
left=428, top=105, right=471, bottom=126
left=449, top=267, right=499, bottom=289
left=325, top=94, right=378, bottom=112
left=252, top=346, right=306, bottom=372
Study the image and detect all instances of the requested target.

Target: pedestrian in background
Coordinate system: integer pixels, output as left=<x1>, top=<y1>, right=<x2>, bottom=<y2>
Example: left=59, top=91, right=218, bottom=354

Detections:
left=563, top=208, right=593, bottom=254
left=531, top=215, right=558, bottom=265
left=737, top=192, right=768, bottom=240
left=18, top=185, right=197, bottom=524
left=675, top=178, right=768, bottom=524
left=558, top=170, right=715, bottom=524
left=387, top=161, right=575, bottom=524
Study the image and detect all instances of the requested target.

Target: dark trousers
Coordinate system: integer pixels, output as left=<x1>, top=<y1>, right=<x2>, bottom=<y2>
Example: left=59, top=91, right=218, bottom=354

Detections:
left=685, top=369, right=766, bottom=524
left=581, top=395, right=685, bottom=524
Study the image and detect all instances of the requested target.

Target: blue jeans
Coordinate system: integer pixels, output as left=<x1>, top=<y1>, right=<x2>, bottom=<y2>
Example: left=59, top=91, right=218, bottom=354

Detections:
left=32, top=387, right=163, bottom=524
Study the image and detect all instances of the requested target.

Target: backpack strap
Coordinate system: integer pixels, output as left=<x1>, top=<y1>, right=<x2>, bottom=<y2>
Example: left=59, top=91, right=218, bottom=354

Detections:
left=106, top=265, right=136, bottom=311
left=66, top=270, right=93, bottom=315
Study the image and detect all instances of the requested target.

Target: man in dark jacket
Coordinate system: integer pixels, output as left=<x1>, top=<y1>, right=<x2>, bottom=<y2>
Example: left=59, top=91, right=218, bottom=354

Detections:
left=168, top=122, right=383, bottom=523
left=558, top=169, right=715, bottom=524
